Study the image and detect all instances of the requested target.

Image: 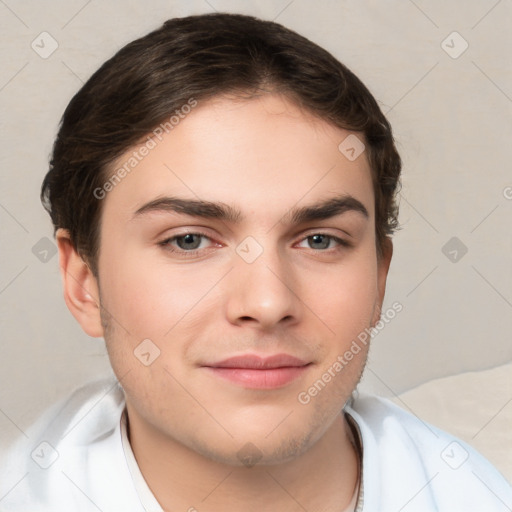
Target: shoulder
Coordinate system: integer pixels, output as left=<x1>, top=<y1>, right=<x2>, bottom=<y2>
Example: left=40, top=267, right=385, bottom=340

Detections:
left=346, top=393, right=512, bottom=512
left=0, top=378, right=142, bottom=512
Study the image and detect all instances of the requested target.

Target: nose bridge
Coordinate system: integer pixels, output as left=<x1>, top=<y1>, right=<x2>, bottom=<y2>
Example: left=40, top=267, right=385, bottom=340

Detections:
left=225, top=236, right=300, bottom=327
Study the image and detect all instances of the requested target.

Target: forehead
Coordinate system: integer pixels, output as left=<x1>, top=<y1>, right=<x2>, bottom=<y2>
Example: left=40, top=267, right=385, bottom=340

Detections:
left=102, top=94, right=374, bottom=223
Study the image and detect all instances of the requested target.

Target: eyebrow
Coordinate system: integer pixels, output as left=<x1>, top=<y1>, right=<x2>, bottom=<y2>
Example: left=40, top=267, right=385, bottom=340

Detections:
left=133, top=197, right=242, bottom=223
left=288, top=195, right=369, bottom=224
left=132, top=195, right=369, bottom=224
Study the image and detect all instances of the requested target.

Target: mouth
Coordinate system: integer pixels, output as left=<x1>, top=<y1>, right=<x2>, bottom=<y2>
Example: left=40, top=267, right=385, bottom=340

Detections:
left=202, top=354, right=312, bottom=389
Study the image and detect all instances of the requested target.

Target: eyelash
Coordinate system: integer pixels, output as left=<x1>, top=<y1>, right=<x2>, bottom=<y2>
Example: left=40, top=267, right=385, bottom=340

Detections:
left=158, top=231, right=352, bottom=256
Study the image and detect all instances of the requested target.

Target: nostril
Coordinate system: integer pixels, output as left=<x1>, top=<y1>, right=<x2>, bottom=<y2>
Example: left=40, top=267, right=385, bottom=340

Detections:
left=238, top=315, right=293, bottom=322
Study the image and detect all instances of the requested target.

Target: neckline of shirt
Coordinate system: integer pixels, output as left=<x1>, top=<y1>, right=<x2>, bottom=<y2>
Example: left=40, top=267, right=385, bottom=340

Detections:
left=120, top=408, right=363, bottom=512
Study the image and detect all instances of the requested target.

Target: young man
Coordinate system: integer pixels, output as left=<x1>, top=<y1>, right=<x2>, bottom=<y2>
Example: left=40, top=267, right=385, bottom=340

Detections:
left=2, top=12, right=511, bottom=512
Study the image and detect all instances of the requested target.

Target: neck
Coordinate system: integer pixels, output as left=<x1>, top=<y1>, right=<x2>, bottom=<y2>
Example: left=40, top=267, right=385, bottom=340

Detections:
left=126, top=406, right=359, bottom=512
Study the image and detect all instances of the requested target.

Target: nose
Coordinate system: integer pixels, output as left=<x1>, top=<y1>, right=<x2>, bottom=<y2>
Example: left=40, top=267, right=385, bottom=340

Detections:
left=224, top=245, right=301, bottom=330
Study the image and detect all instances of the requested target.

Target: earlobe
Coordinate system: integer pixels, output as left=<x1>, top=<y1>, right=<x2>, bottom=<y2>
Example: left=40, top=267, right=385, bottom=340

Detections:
left=56, top=229, right=104, bottom=338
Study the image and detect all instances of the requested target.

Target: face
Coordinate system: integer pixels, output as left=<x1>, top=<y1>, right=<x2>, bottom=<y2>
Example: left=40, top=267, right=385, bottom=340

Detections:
left=93, top=93, right=390, bottom=465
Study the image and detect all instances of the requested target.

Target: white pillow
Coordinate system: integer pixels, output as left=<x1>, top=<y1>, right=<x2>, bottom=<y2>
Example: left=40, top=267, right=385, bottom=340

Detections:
left=392, top=361, right=512, bottom=482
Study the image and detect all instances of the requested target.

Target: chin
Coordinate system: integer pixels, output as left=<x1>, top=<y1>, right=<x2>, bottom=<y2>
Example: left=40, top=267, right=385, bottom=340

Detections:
left=183, top=414, right=325, bottom=468
left=194, top=433, right=315, bottom=468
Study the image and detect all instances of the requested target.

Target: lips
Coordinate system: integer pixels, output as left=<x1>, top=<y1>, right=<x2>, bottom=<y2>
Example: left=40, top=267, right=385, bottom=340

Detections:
left=208, top=354, right=309, bottom=369
left=203, top=354, right=311, bottom=389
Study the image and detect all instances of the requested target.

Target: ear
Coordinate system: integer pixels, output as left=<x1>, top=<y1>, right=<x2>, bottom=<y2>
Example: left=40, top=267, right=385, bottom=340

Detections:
left=372, top=237, right=393, bottom=327
left=56, top=229, right=104, bottom=338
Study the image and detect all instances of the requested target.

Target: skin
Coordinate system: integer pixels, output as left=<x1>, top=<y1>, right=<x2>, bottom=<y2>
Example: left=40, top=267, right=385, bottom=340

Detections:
left=57, top=93, right=392, bottom=511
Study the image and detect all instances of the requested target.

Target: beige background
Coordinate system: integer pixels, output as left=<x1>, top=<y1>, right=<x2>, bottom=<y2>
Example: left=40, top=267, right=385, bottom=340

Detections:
left=0, top=0, right=511, bottom=478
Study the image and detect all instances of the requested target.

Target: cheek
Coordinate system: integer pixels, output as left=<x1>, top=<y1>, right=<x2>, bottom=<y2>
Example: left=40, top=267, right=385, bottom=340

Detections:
left=98, top=245, right=229, bottom=348
left=305, top=257, right=379, bottom=337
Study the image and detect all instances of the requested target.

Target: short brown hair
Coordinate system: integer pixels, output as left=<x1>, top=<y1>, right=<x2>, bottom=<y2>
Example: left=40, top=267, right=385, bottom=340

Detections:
left=41, top=12, right=401, bottom=275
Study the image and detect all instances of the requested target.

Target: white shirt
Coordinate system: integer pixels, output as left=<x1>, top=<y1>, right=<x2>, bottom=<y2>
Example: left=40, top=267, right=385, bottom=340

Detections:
left=1, top=378, right=511, bottom=511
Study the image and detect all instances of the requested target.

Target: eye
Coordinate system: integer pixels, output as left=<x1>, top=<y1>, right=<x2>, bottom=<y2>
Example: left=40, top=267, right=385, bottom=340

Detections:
left=297, top=234, right=348, bottom=250
left=160, top=233, right=213, bottom=252
left=175, top=233, right=205, bottom=250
